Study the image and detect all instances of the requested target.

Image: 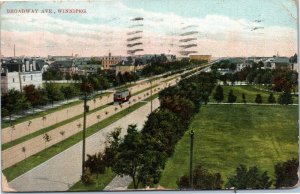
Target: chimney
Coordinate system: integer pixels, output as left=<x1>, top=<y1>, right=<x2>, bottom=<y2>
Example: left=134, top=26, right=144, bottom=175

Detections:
left=33, top=61, right=36, bottom=71
left=26, top=61, right=29, bottom=71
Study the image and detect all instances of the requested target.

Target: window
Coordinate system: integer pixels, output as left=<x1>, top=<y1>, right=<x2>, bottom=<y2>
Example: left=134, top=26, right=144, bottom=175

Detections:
left=31, top=75, right=33, bottom=80
left=23, top=76, right=25, bottom=82
left=13, top=78, right=15, bottom=83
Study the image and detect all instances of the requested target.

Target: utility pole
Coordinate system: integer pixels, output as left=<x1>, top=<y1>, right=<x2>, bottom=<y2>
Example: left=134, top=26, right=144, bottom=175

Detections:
left=82, top=61, right=89, bottom=178
left=82, top=92, right=87, bottom=177
left=150, top=80, right=153, bottom=113
left=189, top=129, right=194, bottom=189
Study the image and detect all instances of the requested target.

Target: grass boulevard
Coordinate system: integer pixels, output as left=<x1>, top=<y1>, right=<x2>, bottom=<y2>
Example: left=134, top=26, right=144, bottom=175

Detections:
left=3, top=99, right=150, bottom=182
left=159, top=104, right=298, bottom=189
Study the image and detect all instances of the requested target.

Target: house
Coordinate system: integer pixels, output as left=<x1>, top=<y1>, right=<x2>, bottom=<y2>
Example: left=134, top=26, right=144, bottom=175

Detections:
left=50, top=60, right=78, bottom=75
left=115, top=57, right=147, bottom=75
left=264, top=57, right=292, bottom=70
left=1, top=59, right=43, bottom=93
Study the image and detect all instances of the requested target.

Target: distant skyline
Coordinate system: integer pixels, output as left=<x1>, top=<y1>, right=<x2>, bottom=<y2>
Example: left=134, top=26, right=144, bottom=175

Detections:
left=0, top=0, right=298, bottom=57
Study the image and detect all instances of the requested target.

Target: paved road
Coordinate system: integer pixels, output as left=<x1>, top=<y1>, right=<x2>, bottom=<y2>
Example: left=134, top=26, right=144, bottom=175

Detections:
left=8, top=99, right=160, bottom=192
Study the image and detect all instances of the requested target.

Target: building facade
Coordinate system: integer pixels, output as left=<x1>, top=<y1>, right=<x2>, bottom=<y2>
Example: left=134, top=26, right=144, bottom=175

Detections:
left=101, top=52, right=123, bottom=70
left=189, top=55, right=212, bottom=62
left=1, top=59, right=43, bottom=93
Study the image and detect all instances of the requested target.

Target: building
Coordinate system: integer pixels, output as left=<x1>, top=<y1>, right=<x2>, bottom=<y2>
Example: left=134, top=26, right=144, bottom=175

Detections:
left=115, top=57, right=147, bottom=75
left=292, top=62, right=298, bottom=72
left=1, top=59, right=43, bottom=93
left=189, top=55, right=212, bottom=62
left=50, top=60, right=78, bottom=75
left=101, top=52, right=123, bottom=70
left=264, top=57, right=292, bottom=70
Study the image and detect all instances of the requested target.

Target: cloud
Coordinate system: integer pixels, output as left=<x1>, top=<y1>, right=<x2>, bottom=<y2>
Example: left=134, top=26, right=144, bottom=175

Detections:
left=0, top=1, right=297, bottom=57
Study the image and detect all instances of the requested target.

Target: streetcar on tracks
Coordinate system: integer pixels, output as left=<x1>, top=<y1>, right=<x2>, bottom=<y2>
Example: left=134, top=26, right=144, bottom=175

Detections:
left=113, top=89, right=131, bottom=104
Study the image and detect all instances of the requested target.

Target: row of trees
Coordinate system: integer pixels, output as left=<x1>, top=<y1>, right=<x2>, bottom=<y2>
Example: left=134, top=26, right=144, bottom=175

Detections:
left=214, top=68, right=298, bottom=94
left=177, top=158, right=299, bottom=190
left=141, top=58, right=201, bottom=77
left=82, top=72, right=217, bottom=188
left=213, top=86, right=293, bottom=105
left=1, top=83, right=81, bottom=120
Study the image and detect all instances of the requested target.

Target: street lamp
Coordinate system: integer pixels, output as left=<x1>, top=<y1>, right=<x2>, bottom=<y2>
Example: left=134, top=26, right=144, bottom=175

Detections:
left=189, top=129, right=194, bottom=189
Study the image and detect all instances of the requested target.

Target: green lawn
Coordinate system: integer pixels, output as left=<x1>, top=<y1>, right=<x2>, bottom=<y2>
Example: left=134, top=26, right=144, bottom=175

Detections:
left=159, top=105, right=298, bottom=189
left=2, top=101, right=147, bottom=182
left=69, top=168, right=116, bottom=191
left=210, top=85, right=298, bottom=103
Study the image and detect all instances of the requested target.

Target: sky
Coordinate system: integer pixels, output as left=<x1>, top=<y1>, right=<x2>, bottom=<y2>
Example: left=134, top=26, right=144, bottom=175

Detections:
left=0, top=0, right=298, bottom=57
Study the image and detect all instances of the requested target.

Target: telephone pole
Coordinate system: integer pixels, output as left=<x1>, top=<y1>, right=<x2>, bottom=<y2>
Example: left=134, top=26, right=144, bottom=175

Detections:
left=82, top=64, right=89, bottom=177
left=150, top=80, right=153, bottom=113
left=189, top=129, right=194, bottom=189
left=82, top=92, right=88, bottom=176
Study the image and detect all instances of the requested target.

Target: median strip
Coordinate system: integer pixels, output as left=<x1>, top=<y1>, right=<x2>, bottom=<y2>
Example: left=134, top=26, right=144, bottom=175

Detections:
left=2, top=103, right=111, bottom=151
left=3, top=101, right=149, bottom=182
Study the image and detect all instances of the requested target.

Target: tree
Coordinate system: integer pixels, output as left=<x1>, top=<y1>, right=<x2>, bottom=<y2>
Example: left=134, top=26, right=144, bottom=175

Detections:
left=160, top=95, right=196, bottom=124
left=23, top=85, right=43, bottom=111
left=42, top=67, right=63, bottom=80
left=98, top=76, right=111, bottom=91
left=85, top=152, right=106, bottom=174
left=43, top=133, right=52, bottom=148
left=81, top=82, right=94, bottom=94
left=1, top=89, right=29, bottom=120
left=242, top=93, right=246, bottom=103
left=60, top=85, right=79, bottom=101
left=22, top=146, right=26, bottom=159
left=45, top=83, right=64, bottom=106
left=274, top=158, right=299, bottom=188
left=226, top=164, right=272, bottom=189
left=103, top=127, right=122, bottom=167
left=229, top=73, right=237, bottom=85
left=255, top=94, right=263, bottom=104
left=227, top=90, right=237, bottom=103
left=59, top=130, right=65, bottom=140
left=177, top=165, right=223, bottom=190
left=65, top=72, right=71, bottom=81
left=268, top=93, right=276, bottom=103
left=278, top=91, right=293, bottom=105
left=213, top=85, right=224, bottom=103
left=112, top=124, right=144, bottom=189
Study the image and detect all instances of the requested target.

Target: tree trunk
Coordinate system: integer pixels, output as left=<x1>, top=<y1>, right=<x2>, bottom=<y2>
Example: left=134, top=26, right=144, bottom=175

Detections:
left=133, top=177, right=137, bottom=189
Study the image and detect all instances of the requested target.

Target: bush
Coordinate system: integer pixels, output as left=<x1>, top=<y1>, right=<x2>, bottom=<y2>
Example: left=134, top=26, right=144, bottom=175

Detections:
left=226, top=164, right=272, bottom=189
left=278, top=91, right=293, bottom=105
left=81, top=168, right=94, bottom=185
left=255, top=94, right=263, bottom=104
left=177, top=165, right=223, bottom=190
left=213, top=85, right=224, bottom=103
left=227, top=90, right=237, bottom=103
left=274, top=158, right=299, bottom=188
left=268, top=93, right=276, bottom=103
